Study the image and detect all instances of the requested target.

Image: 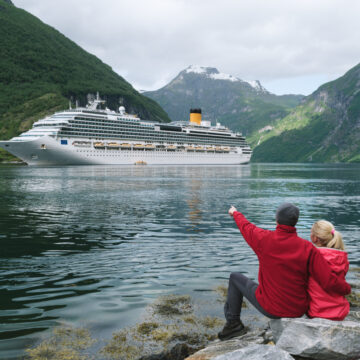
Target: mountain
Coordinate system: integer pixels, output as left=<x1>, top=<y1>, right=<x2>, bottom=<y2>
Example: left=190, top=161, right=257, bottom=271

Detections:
left=0, top=0, right=170, bottom=160
left=144, top=65, right=304, bottom=139
left=251, top=63, right=360, bottom=163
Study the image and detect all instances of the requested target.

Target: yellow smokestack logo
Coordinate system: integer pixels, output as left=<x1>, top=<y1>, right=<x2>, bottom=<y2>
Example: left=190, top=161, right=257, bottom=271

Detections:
left=190, top=108, right=202, bottom=125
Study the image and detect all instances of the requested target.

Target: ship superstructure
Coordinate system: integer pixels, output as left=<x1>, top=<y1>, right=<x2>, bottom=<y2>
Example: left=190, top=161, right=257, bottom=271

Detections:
left=0, top=94, right=252, bottom=165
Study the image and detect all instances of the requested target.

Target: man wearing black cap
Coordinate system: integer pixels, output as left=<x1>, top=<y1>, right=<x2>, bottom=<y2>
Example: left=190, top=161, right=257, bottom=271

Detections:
left=218, top=203, right=351, bottom=341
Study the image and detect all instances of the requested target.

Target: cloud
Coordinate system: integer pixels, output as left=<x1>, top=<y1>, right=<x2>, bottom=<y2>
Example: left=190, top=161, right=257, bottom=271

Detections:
left=14, top=0, right=360, bottom=94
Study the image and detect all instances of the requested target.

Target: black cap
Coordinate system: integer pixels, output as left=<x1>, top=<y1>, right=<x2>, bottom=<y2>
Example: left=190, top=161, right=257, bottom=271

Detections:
left=276, top=203, right=299, bottom=227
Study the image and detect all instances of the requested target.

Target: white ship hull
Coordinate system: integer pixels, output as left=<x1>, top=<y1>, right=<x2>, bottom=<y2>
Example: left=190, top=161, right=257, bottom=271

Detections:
left=0, top=136, right=251, bottom=166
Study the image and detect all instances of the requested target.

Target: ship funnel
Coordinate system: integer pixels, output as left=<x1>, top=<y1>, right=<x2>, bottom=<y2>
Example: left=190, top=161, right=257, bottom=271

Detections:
left=190, top=108, right=202, bottom=125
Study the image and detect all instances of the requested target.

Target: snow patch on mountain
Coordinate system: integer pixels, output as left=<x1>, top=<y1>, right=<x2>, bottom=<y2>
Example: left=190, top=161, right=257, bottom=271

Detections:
left=246, top=80, right=267, bottom=92
left=210, top=72, right=239, bottom=82
left=185, top=65, right=208, bottom=74
left=185, top=65, right=268, bottom=92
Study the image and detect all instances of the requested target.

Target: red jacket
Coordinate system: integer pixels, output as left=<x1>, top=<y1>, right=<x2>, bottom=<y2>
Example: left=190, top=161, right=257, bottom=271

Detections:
left=233, top=211, right=351, bottom=317
left=307, top=247, right=350, bottom=320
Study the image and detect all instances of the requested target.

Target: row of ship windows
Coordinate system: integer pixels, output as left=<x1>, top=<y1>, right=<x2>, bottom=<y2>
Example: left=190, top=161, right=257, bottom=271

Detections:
left=59, top=129, right=246, bottom=144
left=75, top=152, right=239, bottom=156
left=74, top=116, right=144, bottom=122
left=37, top=120, right=153, bottom=131
left=37, top=120, right=245, bottom=142
left=60, top=133, right=247, bottom=147
left=72, top=120, right=153, bottom=130
left=71, top=120, right=239, bottom=138
left=75, top=148, right=237, bottom=152
left=69, top=123, right=236, bottom=140
left=73, top=118, right=153, bottom=128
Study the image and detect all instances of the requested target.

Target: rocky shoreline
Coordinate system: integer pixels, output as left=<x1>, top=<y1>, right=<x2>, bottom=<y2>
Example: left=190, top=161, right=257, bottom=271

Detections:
left=26, top=270, right=360, bottom=360
left=185, top=311, right=360, bottom=360
left=142, top=270, right=360, bottom=360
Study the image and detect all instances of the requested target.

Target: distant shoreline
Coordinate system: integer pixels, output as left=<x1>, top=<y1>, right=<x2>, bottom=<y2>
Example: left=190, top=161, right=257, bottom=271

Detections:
left=0, top=160, right=26, bottom=165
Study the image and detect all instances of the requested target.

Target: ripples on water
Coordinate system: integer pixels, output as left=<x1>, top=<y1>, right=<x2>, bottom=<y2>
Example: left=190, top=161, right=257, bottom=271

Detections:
left=0, top=163, right=359, bottom=358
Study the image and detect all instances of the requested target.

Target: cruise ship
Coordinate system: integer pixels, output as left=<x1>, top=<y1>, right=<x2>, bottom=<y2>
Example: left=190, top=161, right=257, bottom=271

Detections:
left=0, top=94, right=252, bottom=165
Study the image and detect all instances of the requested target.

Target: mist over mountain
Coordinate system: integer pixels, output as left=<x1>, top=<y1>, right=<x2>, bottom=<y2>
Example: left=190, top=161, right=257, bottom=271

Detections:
left=144, top=65, right=304, bottom=137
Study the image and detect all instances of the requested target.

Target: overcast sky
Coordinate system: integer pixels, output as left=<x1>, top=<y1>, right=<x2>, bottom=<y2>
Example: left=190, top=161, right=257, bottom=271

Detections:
left=14, top=0, right=360, bottom=95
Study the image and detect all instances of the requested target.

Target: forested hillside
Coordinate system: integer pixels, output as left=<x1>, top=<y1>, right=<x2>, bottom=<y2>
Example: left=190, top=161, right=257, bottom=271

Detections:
left=251, top=63, right=360, bottom=163
left=0, top=0, right=170, bottom=160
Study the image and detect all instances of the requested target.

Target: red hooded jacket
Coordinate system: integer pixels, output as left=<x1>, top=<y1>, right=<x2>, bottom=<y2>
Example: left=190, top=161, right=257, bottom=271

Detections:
left=233, top=211, right=351, bottom=317
left=307, top=247, right=350, bottom=320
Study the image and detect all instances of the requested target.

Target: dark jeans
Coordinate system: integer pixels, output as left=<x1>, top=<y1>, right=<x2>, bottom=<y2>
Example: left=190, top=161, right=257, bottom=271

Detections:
left=224, top=272, right=280, bottom=322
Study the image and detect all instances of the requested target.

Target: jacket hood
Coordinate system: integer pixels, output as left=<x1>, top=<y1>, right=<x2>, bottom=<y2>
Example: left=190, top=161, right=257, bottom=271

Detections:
left=317, top=247, right=348, bottom=274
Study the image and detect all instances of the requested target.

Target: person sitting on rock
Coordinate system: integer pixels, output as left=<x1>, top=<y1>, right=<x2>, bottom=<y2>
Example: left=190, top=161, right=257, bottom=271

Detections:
left=307, top=220, right=350, bottom=320
left=218, top=203, right=352, bottom=341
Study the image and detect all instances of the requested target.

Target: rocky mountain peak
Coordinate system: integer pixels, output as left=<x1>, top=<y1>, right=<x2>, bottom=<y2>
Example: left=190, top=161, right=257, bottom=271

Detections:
left=246, top=80, right=268, bottom=93
left=181, top=65, right=269, bottom=93
left=185, top=65, right=219, bottom=75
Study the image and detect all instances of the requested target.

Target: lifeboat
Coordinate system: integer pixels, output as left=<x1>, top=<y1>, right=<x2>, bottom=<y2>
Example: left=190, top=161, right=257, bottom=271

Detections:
left=222, top=147, right=230, bottom=152
left=120, top=143, right=131, bottom=149
left=195, top=146, right=205, bottom=152
left=94, top=142, right=105, bottom=149
left=166, top=145, right=177, bottom=151
left=215, top=146, right=223, bottom=152
left=135, top=160, right=147, bottom=165
left=206, top=146, right=215, bottom=152
left=133, top=144, right=145, bottom=150
left=186, top=146, right=195, bottom=152
left=73, top=141, right=91, bottom=147
left=107, top=142, right=120, bottom=149
left=145, top=144, right=155, bottom=150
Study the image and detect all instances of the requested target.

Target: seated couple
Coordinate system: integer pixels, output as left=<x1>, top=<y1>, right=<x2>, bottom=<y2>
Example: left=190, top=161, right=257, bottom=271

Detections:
left=218, top=203, right=351, bottom=341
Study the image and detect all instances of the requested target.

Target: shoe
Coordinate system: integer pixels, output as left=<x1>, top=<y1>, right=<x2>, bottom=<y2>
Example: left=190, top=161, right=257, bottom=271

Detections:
left=218, top=319, right=247, bottom=341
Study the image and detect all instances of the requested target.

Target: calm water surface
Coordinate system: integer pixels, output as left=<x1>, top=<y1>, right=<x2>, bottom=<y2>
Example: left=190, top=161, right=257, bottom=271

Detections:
left=0, top=163, right=359, bottom=359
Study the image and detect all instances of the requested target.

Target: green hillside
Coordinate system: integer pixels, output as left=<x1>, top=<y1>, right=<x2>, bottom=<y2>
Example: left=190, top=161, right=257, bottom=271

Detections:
left=251, top=63, right=360, bottom=163
left=0, top=0, right=170, bottom=161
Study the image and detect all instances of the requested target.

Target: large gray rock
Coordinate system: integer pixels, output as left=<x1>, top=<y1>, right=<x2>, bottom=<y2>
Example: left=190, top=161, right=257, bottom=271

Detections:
left=185, top=329, right=265, bottom=360
left=213, top=344, right=294, bottom=360
left=270, top=317, right=360, bottom=360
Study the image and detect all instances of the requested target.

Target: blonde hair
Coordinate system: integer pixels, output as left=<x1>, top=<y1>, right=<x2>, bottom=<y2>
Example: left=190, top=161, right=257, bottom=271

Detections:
left=312, top=220, right=345, bottom=250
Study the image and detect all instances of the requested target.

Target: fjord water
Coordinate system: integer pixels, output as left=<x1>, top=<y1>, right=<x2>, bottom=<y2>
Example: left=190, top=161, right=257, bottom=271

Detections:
left=0, top=163, right=359, bottom=358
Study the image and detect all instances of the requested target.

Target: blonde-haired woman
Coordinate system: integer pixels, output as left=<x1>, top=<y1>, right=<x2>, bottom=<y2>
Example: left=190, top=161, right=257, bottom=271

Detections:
left=307, top=220, right=350, bottom=320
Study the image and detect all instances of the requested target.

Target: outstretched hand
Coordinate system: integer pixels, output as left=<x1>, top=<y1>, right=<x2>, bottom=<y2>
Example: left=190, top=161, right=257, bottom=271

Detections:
left=228, top=206, right=237, bottom=216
